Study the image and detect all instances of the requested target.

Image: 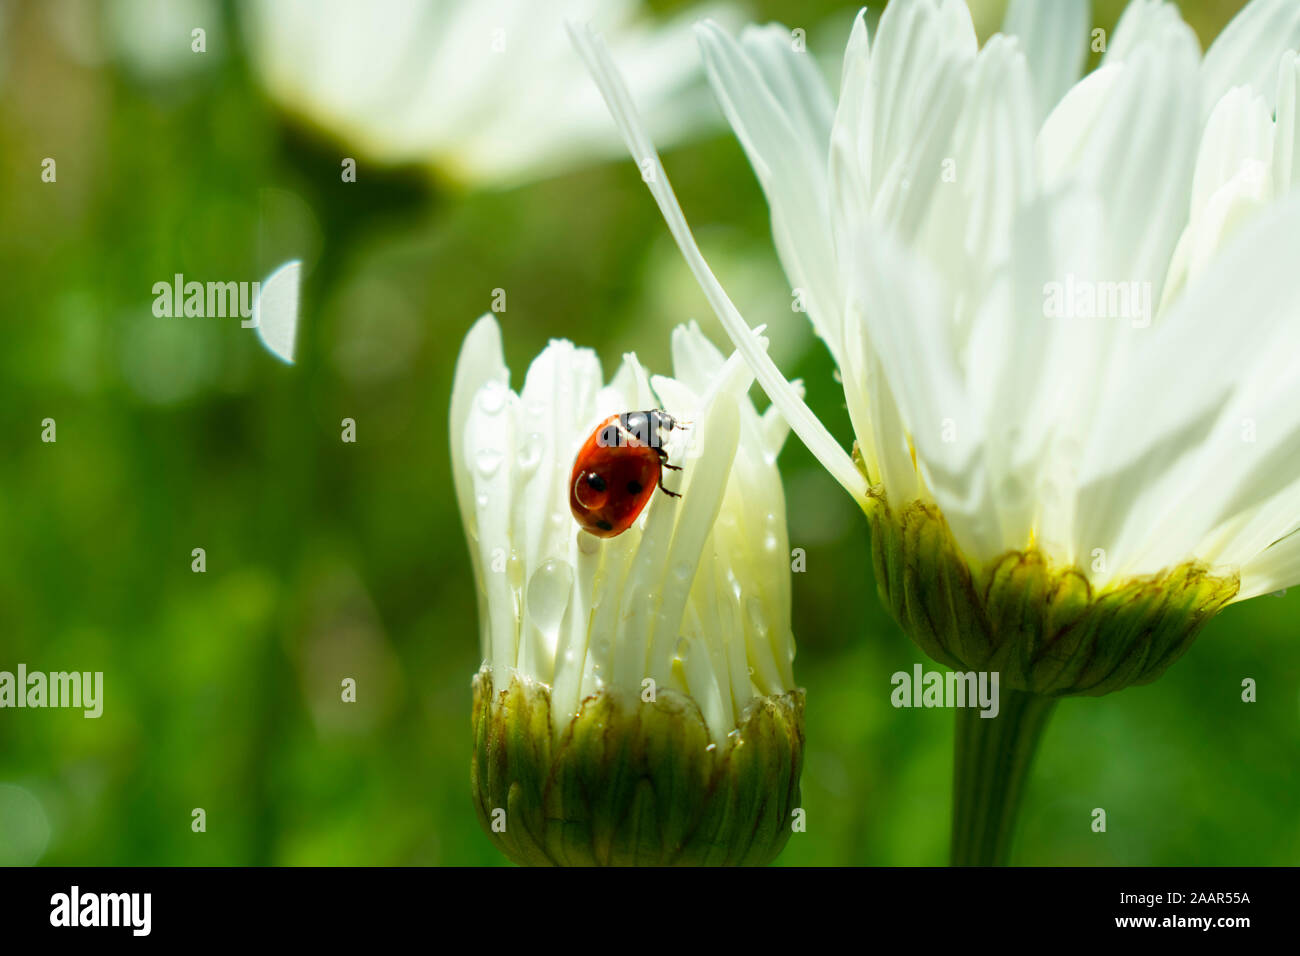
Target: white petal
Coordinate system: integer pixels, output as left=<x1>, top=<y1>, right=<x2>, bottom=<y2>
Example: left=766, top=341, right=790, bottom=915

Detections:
left=696, top=19, right=842, bottom=364
left=648, top=392, right=742, bottom=739
left=1161, top=86, right=1275, bottom=308
left=514, top=340, right=603, bottom=678
left=967, top=188, right=1105, bottom=559
left=1034, top=33, right=1201, bottom=485
left=1202, top=0, right=1300, bottom=114
left=916, top=34, right=1036, bottom=340
left=1041, top=30, right=1200, bottom=301
left=1192, top=87, right=1276, bottom=213
left=669, top=319, right=726, bottom=393
left=462, top=369, right=519, bottom=674
left=449, top=313, right=509, bottom=574
left=1075, top=192, right=1300, bottom=581
left=1001, top=0, right=1090, bottom=123
left=569, top=22, right=870, bottom=507
left=843, top=223, right=1002, bottom=558
left=1274, top=50, right=1300, bottom=194
left=862, top=0, right=977, bottom=242
left=1238, top=529, right=1300, bottom=600
left=1101, top=0, right=1187, bottom=67
left=827, top=8, right=872, bottom=271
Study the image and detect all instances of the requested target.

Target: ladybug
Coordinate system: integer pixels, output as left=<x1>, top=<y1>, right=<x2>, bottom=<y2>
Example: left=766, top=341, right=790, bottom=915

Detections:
left=570, top=410, right=683, bottom=537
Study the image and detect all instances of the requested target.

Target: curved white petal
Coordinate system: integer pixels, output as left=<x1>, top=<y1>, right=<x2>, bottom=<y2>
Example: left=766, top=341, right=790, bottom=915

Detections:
left=1275, top=50, right=1300, bottom=194
left=1238, top=529, right=1300, bottom=600
left=861, top=0, right=976, bottom=242
left=1161, top=86, right=1275, bottom=309
left=1202, top=0, right=1300, bottom=115
left=570, top=21, right=871, bottom=507
left=1075, top=193, right=1300, bottom=582
left=1101, top=0, right=1186, bottom=67
left=695, top=19, right=841, bottom=365
left=449, top=313, right=509, bottom=578
left=1001, top=0, right=1090, bottom=123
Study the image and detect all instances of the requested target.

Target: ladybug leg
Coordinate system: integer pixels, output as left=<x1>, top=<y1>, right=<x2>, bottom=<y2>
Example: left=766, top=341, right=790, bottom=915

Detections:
left=655, top=446, right=682, bottom=472
left=657, top=471, right=682, bottom=498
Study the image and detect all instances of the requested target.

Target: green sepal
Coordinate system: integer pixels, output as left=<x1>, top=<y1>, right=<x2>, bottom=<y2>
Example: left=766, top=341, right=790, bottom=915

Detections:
left=866, top=495, right=1239, bottom=697
left=471, top=668, right=805, bottom=866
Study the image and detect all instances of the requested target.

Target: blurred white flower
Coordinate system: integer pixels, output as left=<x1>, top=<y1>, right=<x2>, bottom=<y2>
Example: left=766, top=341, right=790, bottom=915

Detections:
left=240, top=0, right=736, bottom=188
left=575, top=0, right=1300, bottom=603
left=107, top=0, right=220, bottom=79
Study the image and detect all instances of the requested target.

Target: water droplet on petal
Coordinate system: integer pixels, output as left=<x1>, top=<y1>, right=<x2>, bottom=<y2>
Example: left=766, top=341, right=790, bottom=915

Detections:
left=475, top=447, right=503, bottom=476
left=526, top=559, right=573, bottom=641
left=518, top=433, right=544, bottom=474
left=478, top=380, right=507, bottom=414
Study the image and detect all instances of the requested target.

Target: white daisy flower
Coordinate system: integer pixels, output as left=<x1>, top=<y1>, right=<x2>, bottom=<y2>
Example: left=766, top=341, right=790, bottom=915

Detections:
left=240, top=0, right=735, bottom=188
left=577, top=0, right=1300, bottom=866
left=573, top=0, right=1300, bottom=696
left=449, top=313, right=803, bottom=865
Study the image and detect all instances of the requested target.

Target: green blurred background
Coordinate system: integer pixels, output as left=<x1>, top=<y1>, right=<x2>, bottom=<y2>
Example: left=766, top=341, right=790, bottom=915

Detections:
left=1, top=0, right=1295, bottom=866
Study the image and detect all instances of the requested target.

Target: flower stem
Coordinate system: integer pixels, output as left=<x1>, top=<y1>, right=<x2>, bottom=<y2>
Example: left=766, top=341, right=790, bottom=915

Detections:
left=950, top=689, right=1057, bottom=866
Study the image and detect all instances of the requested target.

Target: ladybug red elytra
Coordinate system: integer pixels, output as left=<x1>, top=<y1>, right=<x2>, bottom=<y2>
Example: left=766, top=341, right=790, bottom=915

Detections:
left=569, top=410, right=683, bottom=538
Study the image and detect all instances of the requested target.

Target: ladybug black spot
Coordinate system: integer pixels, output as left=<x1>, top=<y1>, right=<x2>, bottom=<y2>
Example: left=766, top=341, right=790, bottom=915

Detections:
left=626, top=480, right=643, bottom=495
left=596, top=519, right=614, bottom=531
left=586, top=473, right=607, bottom=492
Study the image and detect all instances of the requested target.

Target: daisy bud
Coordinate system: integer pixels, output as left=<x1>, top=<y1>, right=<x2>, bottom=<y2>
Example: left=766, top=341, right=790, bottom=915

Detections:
left=450, top=315, right=804, bottom=866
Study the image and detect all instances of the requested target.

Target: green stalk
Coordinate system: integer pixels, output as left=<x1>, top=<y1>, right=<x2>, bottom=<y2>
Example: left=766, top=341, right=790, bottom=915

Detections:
left=950, top=689, right=1057, bottom=866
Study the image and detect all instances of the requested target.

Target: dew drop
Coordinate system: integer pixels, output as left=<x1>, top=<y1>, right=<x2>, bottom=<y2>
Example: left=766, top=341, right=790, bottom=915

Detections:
left=477, top=379, right=507, bottom=415
left=526, top=559, right=573, bottom=640
left=577, top=530, right=601, bottom=555
left=517, top=433, right=544, bottom=474
left=507, top=550, right=524, bottom=592
left=747, top=597, right=768, bottom=638
left=475, top=447, right=503, bottom=476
